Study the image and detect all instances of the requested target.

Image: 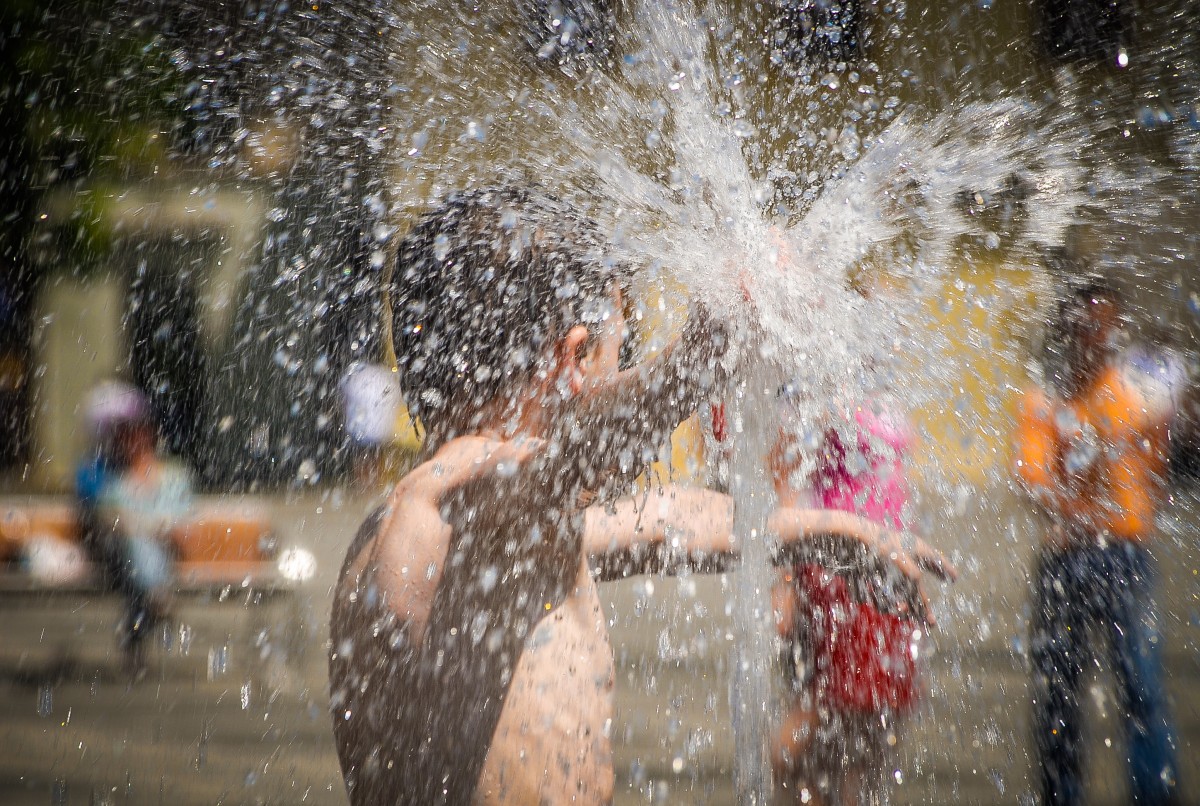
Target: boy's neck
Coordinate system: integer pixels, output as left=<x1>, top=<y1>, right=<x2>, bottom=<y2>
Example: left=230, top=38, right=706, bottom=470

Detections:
left=457, top=385, right=560, bottom=444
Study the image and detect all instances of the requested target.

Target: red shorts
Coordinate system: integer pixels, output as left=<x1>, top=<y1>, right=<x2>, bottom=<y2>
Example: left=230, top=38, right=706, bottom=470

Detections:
left=792, top=564, right=919, bottom=714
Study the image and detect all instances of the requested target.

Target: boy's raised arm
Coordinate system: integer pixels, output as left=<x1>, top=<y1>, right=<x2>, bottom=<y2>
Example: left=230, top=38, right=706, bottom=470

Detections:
left=554, top=305, right=730, bottom=493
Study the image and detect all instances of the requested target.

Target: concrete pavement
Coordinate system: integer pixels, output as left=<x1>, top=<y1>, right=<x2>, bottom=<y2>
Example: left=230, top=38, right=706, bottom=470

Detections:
left=2, top=488, right=1198, bottom=804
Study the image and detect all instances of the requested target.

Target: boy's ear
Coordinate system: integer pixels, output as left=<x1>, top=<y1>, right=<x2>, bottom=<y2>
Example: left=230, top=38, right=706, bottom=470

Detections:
left=559, top=325, right=590, bottom=396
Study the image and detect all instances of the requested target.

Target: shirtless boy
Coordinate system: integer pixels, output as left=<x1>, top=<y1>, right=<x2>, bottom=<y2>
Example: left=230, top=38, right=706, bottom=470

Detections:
left=329, top=187, right=952, bottom=805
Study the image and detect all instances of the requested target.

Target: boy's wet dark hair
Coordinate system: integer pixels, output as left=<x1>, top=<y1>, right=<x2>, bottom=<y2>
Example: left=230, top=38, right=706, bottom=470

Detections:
left=389, top=186, right=627, bottom=433
left=1058, top=276, right=1120, bottom=340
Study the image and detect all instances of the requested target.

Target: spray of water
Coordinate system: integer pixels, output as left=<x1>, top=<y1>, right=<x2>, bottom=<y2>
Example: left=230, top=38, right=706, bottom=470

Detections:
left=384, top=0, right=1168, bottom=799
left=391, top=3, right=1194, bottom=797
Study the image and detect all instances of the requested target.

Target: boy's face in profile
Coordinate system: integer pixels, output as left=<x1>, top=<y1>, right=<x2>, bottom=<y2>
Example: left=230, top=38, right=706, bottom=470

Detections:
left=574, top=285, right=629, bottom=390
left=567, top=285, right=643, bottom=499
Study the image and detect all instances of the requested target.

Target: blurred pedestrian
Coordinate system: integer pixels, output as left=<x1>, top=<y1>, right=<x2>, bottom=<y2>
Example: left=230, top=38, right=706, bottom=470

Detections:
left=76, top=381, right=144, bottom=591
left=1014, top=280, right=1180, bottom=805
left=94, top=396, right=192, bottom=678
left=339, top=361, right=402, bottom=487
left=769, top=390, right=932, bottom=805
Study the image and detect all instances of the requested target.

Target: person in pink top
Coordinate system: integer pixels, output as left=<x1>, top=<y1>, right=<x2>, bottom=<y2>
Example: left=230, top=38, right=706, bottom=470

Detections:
left=770, top=390, right=940, bottom=806
left=810, top=403, right=911, bottom=529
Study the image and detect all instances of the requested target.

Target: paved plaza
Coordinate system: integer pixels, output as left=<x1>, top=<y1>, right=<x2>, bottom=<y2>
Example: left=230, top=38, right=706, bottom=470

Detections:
left=2, top=490, right=1199, bottom=804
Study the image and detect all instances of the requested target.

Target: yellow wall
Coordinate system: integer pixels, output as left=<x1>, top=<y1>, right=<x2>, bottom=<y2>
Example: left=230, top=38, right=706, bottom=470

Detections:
left=905, top=255, right=1048, bottom=485
left=641, top=256, right=1051, bottom=489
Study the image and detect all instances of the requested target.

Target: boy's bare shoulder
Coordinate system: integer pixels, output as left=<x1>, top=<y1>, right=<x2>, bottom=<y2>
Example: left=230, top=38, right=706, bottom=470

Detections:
left=350, top=437, right=543, bottom=608
left=388, top=436, right=541, bottom=512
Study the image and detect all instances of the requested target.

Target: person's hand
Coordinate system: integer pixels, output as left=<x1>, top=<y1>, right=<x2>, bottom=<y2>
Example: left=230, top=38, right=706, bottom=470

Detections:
left=677, top=302, right=732, bottom=380
left=559, top=302, right=732, bottom=492
left=768, top=507, right=957, bottom=626
left=868, top=530, right=957, bottom=626
left=577, top=301, right=729, bottom=410
left=878, top=530, right=958, bottom=583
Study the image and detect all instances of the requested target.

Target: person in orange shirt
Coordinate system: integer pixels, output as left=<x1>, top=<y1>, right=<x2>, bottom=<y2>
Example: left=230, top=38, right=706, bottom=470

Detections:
left=1014, top=280, right=1179, bottom=805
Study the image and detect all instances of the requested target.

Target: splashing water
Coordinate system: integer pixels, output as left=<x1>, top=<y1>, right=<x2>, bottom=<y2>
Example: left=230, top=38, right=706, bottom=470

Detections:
left=577, top=12, right=1098, bottom=395
left=523, top=8, right=1116, bottom=795
left=386, top=1, right=1149, bottom=800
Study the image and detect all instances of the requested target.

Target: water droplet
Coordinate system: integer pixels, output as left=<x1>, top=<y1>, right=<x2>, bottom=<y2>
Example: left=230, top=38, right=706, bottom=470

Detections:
left=208, top=645, right=229, bottom=680
left=37, top=685, right=53, bottom=717
left=297, top=458, right=317, bottom=481
left=479, top=566, right=499, bottom=593
left=732, top=119, right=756, bottom=138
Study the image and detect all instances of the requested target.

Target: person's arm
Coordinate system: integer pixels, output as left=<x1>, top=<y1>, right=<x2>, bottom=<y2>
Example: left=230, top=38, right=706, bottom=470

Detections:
left=1171, top=374, right=1200, bottom=447
left=550, top=305, right=730, bottom=493
left=767, top=507, right=954, bottom=582
left=768, top=507, right=954, bottom=623
left=585, top=485, right=735, bottom=576
left=154, top=463, right=193, bottom=536
left=96, top=478, right=130, bottom=539
left=1013, top=389, right=1062, bottom=513
left=585, top=486, right=955, bottom=619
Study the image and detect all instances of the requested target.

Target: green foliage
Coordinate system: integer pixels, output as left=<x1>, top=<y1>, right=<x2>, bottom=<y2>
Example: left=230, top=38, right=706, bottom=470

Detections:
left=19, top=17, right=190, bottom=184
left=6, top=1, right=194, bottom=273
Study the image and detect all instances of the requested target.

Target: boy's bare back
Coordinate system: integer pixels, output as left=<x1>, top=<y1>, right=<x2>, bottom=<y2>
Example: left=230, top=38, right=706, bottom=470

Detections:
left=331, top=434, right=617, bottom=805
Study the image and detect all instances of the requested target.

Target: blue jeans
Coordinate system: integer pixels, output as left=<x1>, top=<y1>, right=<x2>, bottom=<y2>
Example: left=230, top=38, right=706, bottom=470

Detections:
left=1031, top=543, right=1178, bottom=805
left=119, top=536, right=173, bottom=651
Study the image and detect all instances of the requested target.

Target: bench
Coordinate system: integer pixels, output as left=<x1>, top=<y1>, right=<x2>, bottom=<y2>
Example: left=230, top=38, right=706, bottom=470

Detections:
left=0, top=501, right=288, bottom=590
left=0, top=500, right=308, bottom=680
